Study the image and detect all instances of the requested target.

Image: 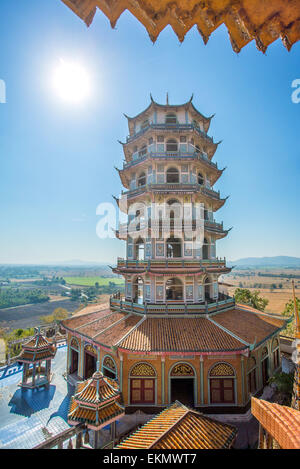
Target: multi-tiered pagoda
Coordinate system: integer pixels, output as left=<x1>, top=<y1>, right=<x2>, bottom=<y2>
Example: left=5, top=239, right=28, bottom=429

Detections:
left=62, top=96, right=289, bottom=414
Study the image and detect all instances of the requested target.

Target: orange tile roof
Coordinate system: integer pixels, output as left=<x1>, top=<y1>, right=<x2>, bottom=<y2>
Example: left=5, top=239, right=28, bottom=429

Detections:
left=18, top=347, right=56, bottom=362
left=116, top=402, right=237, bottom=449
left=75, top=375, right=120, bottom=404
left=62, top=308, right=111, bottom=330
left=212, top=307, right=286, bottom=345
left=118, top=316, right=245, bottom=352
left=76, top=312, right=126, bottom=338
left=251, top=397, right=300, bottom=449
left=61, top=0, right=300, bottom=53
left=24, top=334, right=51, bottom=349
left=68, top=397, right=124, bottom=427
left=94, top=314, right=141, bottom=347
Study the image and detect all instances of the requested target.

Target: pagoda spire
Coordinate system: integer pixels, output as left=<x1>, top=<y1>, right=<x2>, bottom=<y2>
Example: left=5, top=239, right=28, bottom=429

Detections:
left=291, top=280, right=300, bottom=410
left=166, top=92, right=169, bottom=105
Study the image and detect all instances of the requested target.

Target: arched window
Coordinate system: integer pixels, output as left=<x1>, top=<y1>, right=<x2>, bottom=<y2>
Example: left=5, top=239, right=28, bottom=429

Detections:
left=133, top=276, right=144, bottom=304
left=135, top=237, right=145, bottom=260
left=166, top=167, right=179, bottom=183
left=102, top=355, right=117, bottom=380
left=130, top=362, right=156, bottom=404
left=166, top=237, right=182, bottom=258
left=166, top=278, right=183, bottom=301
left=209, top=363, right=235, bottom=404
left=198, top=172, right=204, bottom=185
left=203, top=238, right=209, bottom=260
left=137, top=172, right=146, bottom=187
left=139, top=145, right=147, bottom=157
left=204, top=276, right=211, bottom=300
left=165, top=113, right=177, bottom=124
left=166, top=139, right=178, bottom=152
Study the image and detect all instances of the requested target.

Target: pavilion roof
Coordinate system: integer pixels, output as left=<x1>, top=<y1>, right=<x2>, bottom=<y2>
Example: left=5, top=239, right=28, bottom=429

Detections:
left=68, top=368, right=124, bottom=429
left=17, top=331, right=57, bottom=363
left=116, top=401, right=237, bottom=449
left=60, top=0, right=300, bottom=53
left=251, top=397, right=300, bottom=449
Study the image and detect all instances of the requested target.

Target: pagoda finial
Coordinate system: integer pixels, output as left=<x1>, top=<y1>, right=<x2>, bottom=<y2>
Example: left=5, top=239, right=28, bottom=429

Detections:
left=166, top=92, right=169, bottom=105
left=292, top=280, right=300, bottom=339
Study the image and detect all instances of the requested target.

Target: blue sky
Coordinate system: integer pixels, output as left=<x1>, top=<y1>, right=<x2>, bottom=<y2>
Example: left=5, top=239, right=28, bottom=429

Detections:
left=0, top=0, right=299, bottom=264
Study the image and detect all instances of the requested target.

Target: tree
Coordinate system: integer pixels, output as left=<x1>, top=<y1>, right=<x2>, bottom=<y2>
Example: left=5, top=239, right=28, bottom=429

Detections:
left=234, top=288, right=268, bottom=311
left=281, top=297, right=300, bottom=337
left=40, top=307, right=69, bottom=324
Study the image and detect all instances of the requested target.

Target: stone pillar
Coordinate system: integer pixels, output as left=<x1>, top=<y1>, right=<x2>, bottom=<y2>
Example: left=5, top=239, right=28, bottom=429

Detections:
left=241, top=356, right=245, bottom=406
left=161, top=357, right=165, bottom=405
left=200, top=356, right=204, bottom=405
left=119, top=355, right=123, bottom=392
left=32, top=363, right=36, bottom=387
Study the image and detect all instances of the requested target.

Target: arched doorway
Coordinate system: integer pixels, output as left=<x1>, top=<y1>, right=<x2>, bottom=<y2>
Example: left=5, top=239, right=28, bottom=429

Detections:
left=137, top=171, right=146, bottom=187
left=69, top=337, right=79, bottom=374
left=166, top=167, right=179, bottom=183
left=203, top=237, right=209, bottom=259
left=133, top=276, right=144, bottom=304
left=169, top=363, right=196, bottom=407
left=102, top=355, right=117, bottom=380
left=130, top=362, right=156, bottom=405
left=209, top=363, right=236, bottom=404
left=166, top=237, right=182, bottom=258
left=166, top=278, right=183, bottom=301
left=135, top=237, right=145, bottom=260
left=84, top=344, right=97, bottom=379
left=204, top=277, right=211, bottom=301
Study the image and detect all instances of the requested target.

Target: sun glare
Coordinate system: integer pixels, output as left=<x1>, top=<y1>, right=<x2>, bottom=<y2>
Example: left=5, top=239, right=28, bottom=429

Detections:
left=52, top=59, right=90, bottom=103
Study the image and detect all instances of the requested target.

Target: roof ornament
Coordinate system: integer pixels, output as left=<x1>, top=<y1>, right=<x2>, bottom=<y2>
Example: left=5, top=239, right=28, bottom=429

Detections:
left=189, top=94, right=194, bottom=102
left=166, top=92, right=169, bottom=105
left=117, top=140, right=125, bottom=145
left=150, top=93, right=154, bottom=102
left=249, top=337, right=257, bottom=351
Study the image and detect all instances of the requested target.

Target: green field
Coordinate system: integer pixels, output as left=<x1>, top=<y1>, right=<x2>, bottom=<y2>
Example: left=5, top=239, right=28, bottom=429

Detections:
left=64, top=276, right=124, bottom=287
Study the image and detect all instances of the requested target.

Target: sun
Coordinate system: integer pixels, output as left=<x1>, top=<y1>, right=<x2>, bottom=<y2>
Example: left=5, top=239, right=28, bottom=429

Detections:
left=52, top=59, right=90, bottom=103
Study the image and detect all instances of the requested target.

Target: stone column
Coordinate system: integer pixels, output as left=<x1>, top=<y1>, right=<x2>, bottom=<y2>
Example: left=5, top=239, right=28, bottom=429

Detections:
left=200, top=356, right=204, bottom=405
left=161, top=357, right=165, bottom=405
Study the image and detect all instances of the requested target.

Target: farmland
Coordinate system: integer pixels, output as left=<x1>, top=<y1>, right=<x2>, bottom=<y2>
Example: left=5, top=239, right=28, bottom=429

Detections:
left=64, top=276, right=124, bottom=287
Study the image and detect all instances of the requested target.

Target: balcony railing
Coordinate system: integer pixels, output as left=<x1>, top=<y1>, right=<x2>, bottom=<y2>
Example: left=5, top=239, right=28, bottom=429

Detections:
left=121, top=183, right=221, bottom=200
left=122, top=151, right=218, bottom=170
left=110, top=294, right=235, bottom=316
left=126, top=123, right=213, bottom=143
left=117, top=219, right=224, bottom=236
left=115, top=258, right=226, bottom=268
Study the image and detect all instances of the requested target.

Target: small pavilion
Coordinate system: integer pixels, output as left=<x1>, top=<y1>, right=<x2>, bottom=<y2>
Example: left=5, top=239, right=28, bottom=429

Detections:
left=68, top=361, right=125, bottom=448
left=18, top=329, right=57, bottom=389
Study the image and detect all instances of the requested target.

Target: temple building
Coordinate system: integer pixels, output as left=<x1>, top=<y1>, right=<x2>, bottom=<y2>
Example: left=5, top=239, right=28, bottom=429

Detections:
left=62, top=97, right=290, bottom=414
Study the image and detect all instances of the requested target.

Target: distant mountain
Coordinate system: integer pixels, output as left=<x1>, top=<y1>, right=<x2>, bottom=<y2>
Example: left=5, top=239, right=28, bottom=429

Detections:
left=228, top=256, right=300, bottom=267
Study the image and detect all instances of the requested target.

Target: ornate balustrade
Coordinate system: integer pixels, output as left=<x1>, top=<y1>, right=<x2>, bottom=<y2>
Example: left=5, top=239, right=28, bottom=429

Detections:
left=126, top=123, right=213, bottom=143
left=123, top=151, right=218, bottom=170
left=121, top=183, right=220, bottom=200
left=110, top=295, right=235, bottom=316
left=116, top=257, right=226, bottom=268
left=117, top=219, right=224, bottom=237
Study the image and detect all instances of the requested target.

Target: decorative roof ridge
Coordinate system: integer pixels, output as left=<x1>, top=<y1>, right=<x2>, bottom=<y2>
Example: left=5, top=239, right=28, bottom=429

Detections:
left=236, top=304, right=292, bottom=323
left=207, top=316, right=250, bottom=348
left=114, top=314, right=146, bottom=347
left=92, top=313, right=131, bottom=341
left=124, top=96, right=211, bottom=123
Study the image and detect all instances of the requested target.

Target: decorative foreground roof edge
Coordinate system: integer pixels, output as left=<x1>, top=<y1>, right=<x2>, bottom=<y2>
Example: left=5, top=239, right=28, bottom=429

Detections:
left=60, top=0, right=300, bottom=53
